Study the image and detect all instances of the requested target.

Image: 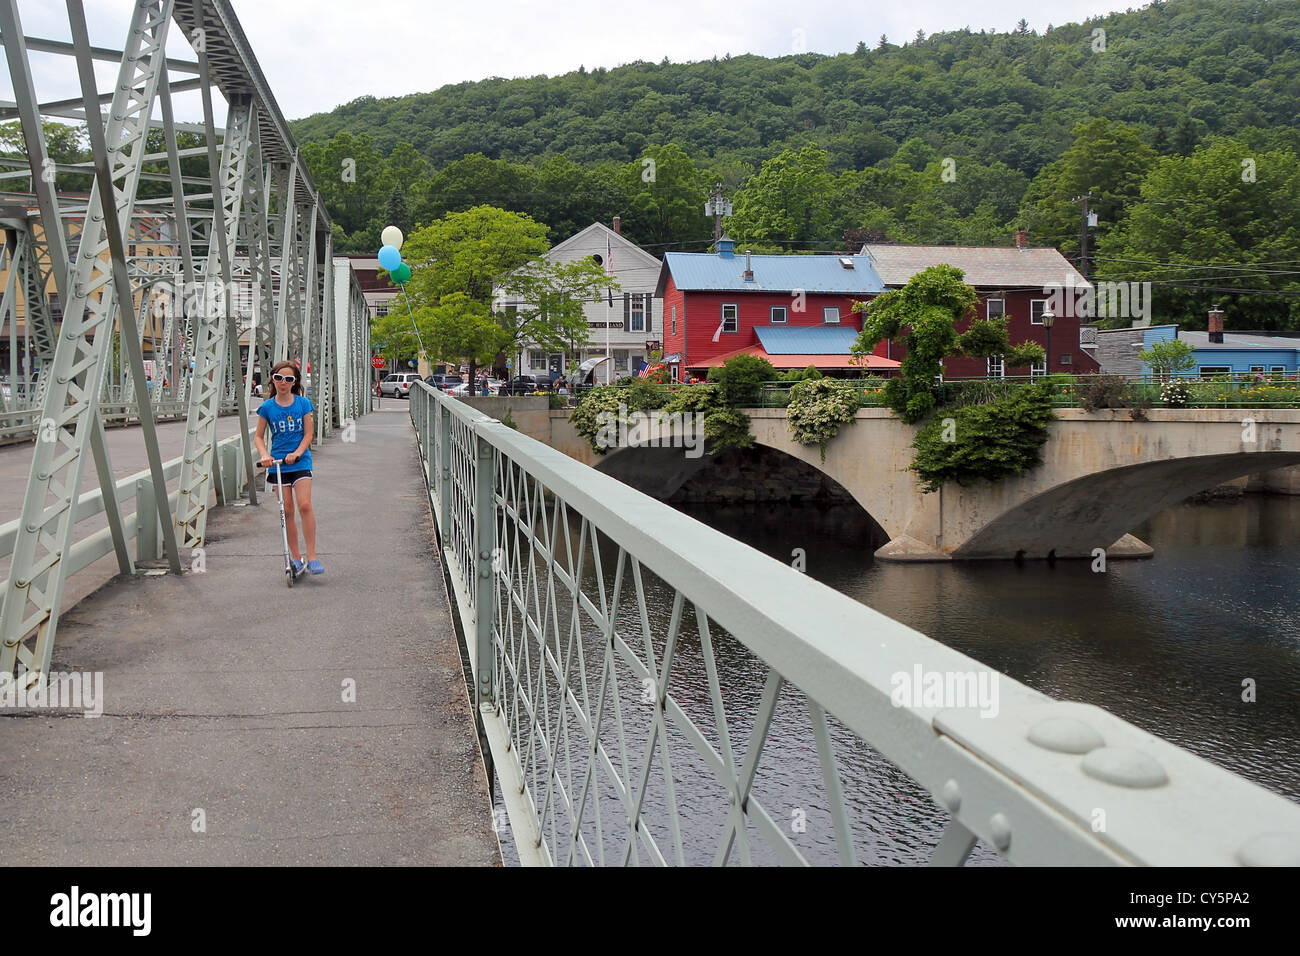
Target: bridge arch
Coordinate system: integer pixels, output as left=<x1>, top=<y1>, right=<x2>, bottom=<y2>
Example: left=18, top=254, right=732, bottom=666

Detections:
left=591, top=442, right=890, bottom=545
left=954, top=451, right=1300, bottom=559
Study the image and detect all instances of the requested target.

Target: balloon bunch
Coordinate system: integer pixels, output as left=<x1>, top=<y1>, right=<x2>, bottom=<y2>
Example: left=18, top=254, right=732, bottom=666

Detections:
left=377, top=225, right=411, bottom=284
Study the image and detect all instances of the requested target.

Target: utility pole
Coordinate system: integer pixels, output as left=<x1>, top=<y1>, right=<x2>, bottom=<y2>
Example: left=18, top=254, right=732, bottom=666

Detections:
left=705, top=183, right=731, bottom=246
left=1072, top=192, right=1097, bottom=280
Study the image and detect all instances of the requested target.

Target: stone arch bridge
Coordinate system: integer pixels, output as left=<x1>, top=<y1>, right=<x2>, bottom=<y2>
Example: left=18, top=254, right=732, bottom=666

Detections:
left=493, top=400, right=1300, bottom=561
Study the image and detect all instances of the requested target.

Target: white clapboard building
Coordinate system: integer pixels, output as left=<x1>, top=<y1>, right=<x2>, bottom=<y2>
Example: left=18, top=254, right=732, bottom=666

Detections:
left=499, top=220, right=663, bottom=384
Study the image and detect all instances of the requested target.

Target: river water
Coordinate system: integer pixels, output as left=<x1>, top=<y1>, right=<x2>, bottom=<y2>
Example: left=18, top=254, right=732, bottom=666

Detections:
left=490, top=494, right=1300, bottom=865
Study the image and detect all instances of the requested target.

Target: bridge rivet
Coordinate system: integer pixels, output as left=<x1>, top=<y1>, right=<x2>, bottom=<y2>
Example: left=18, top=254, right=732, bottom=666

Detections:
left=1081, top=747, right=1169, bottom=788
left=1235, top=832, right=1300, bottom=867
left=939, top=779, right=961, bottom=812
left=1028, top=716, right=1105, bottom=754
left=989, top=813, right=1012, bottom=851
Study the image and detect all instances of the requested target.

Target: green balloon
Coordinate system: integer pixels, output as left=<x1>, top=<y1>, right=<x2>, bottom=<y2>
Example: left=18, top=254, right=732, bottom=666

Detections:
left=391, top=263, right=412, bottom=284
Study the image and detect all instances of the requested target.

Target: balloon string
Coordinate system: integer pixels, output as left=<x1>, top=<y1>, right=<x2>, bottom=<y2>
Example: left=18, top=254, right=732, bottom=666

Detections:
left=399, top=285, right=427, bottom=361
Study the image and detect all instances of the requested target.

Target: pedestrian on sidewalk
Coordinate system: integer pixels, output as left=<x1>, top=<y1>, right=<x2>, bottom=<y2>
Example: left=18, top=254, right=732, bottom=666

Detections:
left=254, top=359, right=324, bottom=576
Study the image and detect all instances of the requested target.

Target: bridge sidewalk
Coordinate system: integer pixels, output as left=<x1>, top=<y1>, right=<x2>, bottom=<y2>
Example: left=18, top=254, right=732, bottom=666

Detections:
left=0, top=405, right=501, bottom=865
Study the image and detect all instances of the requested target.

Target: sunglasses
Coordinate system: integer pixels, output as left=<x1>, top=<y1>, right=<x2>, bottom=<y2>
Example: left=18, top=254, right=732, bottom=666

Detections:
left=272, top=373, right=296, bottom=383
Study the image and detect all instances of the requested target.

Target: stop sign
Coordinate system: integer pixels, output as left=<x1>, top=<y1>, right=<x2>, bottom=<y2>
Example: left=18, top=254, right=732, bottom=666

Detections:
left=371, top=355, right=386, bottom=369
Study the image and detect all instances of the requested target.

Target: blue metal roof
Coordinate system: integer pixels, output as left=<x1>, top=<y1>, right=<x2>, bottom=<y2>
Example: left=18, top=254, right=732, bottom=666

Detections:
left=658, top=252, right=886, bottom=295
left=754, top=325, right=862, bottom=354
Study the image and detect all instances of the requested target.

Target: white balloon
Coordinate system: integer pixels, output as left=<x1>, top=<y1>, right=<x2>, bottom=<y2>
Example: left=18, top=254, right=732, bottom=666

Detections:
left=381, top=225, right=404, bottom=249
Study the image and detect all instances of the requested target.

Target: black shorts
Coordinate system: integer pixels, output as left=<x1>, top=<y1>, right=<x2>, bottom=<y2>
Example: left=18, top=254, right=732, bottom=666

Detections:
left=266, top=469, right=312, bottom=486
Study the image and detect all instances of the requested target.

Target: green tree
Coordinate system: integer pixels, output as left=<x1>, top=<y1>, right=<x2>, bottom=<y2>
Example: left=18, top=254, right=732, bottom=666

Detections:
left=728, top=145, right=834, bottom=250
left=1138, top=338, right=1196, bottom=376
left=619, top=144, right=708, bottom=246
left=1019, top=118, right=1156, bottom=262
left=852, top=265, right=978, bottom=422
left=1096, top=138, right=1300, bottom=330
left=494, top=258, right=617, bottom=368
left=404, top=205, right=551, bottom=380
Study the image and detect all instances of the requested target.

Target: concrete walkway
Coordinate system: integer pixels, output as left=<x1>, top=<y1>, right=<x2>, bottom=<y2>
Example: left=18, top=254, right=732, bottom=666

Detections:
left=0, top=404, right=500, bottom=865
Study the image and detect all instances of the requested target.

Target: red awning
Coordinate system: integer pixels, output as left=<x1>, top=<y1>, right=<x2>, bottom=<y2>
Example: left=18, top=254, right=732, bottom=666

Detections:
left=688, top=344, right=900, bottom=371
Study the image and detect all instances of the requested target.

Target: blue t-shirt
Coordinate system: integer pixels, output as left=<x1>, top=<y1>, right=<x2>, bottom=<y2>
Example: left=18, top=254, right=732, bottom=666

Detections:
left=258, top=394, right=314, bottom=472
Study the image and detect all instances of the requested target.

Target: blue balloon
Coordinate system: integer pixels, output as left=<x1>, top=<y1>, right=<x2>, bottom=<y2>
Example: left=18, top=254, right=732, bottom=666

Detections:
left=377, top=245, right=401, bottom=270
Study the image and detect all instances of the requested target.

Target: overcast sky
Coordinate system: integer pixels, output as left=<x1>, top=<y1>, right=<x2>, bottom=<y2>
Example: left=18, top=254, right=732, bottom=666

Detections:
left=8, top=0, right=1131, bottom=123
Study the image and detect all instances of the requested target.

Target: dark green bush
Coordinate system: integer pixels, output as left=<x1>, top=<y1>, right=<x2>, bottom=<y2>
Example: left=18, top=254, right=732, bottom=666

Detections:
left=707, top=354, right=777, bottom=406
left=911, top=383, right=1055, bottom=492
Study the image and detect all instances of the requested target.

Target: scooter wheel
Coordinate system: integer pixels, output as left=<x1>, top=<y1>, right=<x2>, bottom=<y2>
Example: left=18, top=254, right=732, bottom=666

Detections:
left=286, top=567, right=295, bottom=588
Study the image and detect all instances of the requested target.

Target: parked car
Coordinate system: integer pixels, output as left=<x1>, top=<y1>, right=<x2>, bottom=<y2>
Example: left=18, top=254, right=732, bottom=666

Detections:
left=500, top=375, right=552, bottom=395
left=425, top=373, right=462, bottom=392
left=380, top=372, right=422, bottom=398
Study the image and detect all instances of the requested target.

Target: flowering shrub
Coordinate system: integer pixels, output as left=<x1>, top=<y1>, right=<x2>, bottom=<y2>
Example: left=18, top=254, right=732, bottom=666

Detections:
left=1160, top=380, right=1191, bottom=406
left=570, top=383, right=667, bottom=451
left=787, top=380, right=863, bottom=458
left=1239, top=384, right=1300, bottom=405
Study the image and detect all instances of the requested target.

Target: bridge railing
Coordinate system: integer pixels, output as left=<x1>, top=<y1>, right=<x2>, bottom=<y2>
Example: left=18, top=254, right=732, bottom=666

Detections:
left=0, top=399, right=238, bottom=445
left=409, top=380, right=1300, bottom=866
left=0, top=433, right=246, bottom=607
left=752, top=373, right=1300, bottom=410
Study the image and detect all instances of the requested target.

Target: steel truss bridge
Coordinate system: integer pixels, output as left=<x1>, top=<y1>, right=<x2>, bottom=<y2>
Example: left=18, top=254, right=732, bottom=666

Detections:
left=1, top=1, right=1299, bottom=867
left=0, top=0, right=371, bottom=681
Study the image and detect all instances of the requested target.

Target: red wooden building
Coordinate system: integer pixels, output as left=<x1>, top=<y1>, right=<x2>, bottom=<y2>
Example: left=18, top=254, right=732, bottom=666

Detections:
left=654, top=239, right=898, bottom=380
left=653, top=235, right=1100, bottom=381
left=860, top=241, right=1101, bottom=376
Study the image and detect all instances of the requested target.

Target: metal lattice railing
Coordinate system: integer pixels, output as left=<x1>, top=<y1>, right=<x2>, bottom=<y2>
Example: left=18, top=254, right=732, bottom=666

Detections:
left=410, top=382, right=1300, bottom=867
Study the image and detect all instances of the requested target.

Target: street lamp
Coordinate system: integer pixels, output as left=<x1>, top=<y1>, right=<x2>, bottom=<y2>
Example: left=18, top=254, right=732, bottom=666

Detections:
left=1040, top=309, right=1055, bottom=375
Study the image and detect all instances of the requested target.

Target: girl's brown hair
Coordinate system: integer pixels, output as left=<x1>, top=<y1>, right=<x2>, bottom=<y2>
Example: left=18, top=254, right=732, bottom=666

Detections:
left=269, top=359, right=303, bottom=396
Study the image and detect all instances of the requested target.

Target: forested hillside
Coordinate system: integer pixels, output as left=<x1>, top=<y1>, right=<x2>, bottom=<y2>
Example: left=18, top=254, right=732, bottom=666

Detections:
left=290, top=0, right=1300, bottom=329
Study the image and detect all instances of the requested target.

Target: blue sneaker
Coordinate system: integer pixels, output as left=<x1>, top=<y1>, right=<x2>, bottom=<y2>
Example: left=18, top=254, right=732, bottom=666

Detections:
left=290, top=558, right=304, bottom=575
left=307, top=559, right=325, bottom=575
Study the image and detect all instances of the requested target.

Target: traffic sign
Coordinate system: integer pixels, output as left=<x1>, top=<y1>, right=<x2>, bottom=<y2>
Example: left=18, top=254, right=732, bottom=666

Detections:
left=371, top=355, right=386, bottom=369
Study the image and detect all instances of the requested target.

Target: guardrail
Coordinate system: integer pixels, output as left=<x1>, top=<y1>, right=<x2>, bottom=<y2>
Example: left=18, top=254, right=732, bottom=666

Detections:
left=0, top=433, right=246, bottom=597
left=751, top=373, right=1300, bottom=410
left=409, top=380, right=1300, bottom=866
left=0, top=399, right=239, bottom=444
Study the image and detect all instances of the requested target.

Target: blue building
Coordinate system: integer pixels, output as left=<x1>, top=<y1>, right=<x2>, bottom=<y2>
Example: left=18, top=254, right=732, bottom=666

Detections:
left=1141, top=325, right=1300, bottom=377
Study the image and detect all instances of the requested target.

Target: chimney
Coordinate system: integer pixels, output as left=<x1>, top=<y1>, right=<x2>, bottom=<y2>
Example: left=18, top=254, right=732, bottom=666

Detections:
left=716, top=235, right=735, bottom=259
left=1014, top=228, right=1028, bottom=249
left=1208, top=306, right=1224, bottom=344
left=743, top=250, right=754, bottom=281
left=612, top=216, right=621, bottom=235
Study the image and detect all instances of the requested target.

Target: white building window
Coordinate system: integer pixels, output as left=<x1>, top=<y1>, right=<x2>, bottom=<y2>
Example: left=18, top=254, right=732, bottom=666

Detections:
left=1199, top=365, right=1231, bottom=377
left=987, top=298, right=1005, bottom=319
left=614, top=349, right=629, bottom=372
left=770, top=306, right=787, bottom=324
left=1030, top=300, right=1048, bottom=325
left=1249, top=365, right=1265, bottom=373
left=987, top=354, right=1005, bottom=378
left=671, top=305, right=677, bottom=336
left=529, top=350, right=546, bottom=370
left=720, top=303, right=738, bottom=333
left=823, top=307, right=840, bottom=324
left=1030, top=358, right=1046, bottom=378
left=631, top=294, right=646, bottom=332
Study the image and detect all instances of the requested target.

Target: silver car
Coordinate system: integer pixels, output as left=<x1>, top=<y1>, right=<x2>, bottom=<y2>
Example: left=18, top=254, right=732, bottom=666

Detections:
left=380, top=373, right=422, bottom=398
